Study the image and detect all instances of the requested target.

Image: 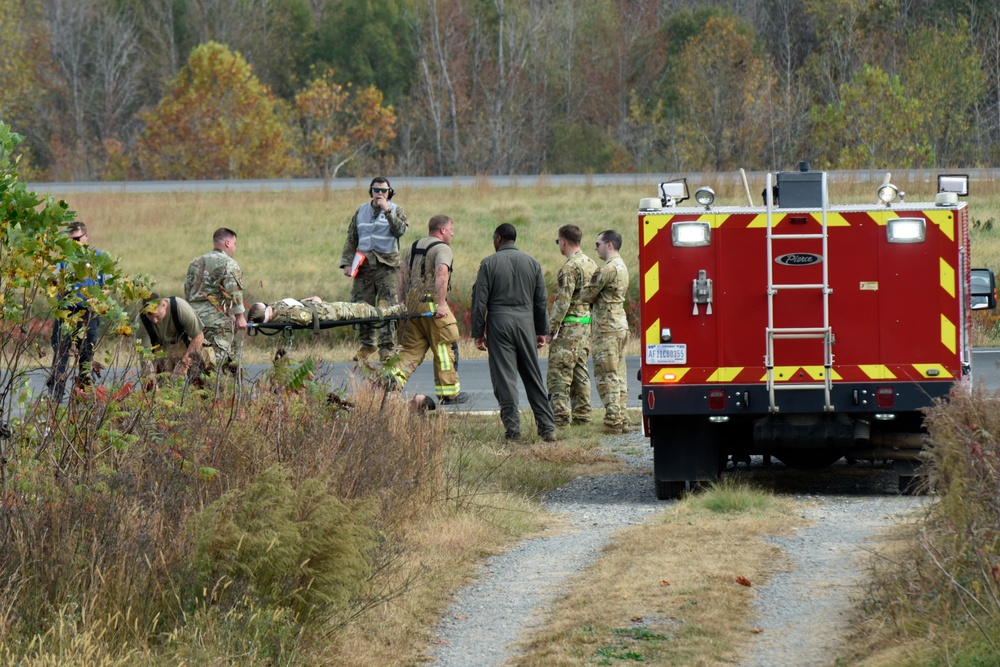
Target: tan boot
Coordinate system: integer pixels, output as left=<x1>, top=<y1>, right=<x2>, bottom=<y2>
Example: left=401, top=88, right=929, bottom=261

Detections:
left=354, top=346, right=378, bottom=361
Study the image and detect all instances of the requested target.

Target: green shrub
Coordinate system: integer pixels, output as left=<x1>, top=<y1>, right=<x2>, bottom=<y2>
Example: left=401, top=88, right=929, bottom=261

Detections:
left=189, top=465, right=378, bottom=621
left=688, top=477, right=777, bottom=513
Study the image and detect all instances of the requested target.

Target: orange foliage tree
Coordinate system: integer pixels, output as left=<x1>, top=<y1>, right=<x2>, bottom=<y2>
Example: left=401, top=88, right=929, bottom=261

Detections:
left=294, top=68, right=396, bottom=180
left=138, top=41, right=298, bottom=180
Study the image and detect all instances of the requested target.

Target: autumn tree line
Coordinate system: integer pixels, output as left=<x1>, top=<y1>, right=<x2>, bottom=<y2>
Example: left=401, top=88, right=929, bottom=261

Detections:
left=1, top=0, right=998, bottom=182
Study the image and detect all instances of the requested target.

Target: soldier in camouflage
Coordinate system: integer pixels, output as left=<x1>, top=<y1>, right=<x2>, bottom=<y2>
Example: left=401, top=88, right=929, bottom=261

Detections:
left=247, top=297, right=406, bottom=325
left=339, top=176, right=408, bottom=361
left=184, top=227, right=247, bottom=372
left=580, top=229, right=632, bottom=434
left=544, top=224, right=597, bottom=427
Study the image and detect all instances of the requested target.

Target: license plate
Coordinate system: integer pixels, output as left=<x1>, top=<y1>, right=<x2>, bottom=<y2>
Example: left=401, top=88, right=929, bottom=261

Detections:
left=645, top=344, right=687, bottom=365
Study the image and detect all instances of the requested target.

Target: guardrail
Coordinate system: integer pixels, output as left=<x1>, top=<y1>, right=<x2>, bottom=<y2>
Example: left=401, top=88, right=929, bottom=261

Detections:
left=27, top=169, right=1000, bottom=195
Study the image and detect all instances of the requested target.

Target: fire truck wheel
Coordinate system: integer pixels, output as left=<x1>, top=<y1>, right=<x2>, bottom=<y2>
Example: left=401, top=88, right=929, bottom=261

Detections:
left=655, top=480, right=686, bottom=500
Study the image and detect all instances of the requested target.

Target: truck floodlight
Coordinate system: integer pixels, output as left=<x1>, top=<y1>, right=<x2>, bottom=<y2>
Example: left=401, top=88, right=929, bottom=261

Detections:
left=659, top=178, right=689, bottom=206
left=660, top=327, right=672, bottom=343
left=694, top=186, right=716, bottom=208
left=886, top=217, right=926, bottom=243
left=708, top=415, right=730, bottom=423
left=671, top=222, right=711, bottom=247
left=938, top=174, right=969, bottom=196
left=877, top=183, right=899, bottom=205
left=874, top=413, right=897, bottom=421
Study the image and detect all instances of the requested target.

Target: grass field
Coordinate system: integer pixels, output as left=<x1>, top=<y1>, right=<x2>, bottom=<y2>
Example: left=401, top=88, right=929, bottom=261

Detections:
left=47, top=173, right=1000, bottom=357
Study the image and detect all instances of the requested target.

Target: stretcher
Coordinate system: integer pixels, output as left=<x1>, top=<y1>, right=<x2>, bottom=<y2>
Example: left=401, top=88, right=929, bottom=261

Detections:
left=247, top=310, right=433, bottom=337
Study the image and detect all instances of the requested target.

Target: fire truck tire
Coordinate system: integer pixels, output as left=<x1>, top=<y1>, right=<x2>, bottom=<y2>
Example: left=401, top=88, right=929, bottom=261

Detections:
left=655, top=480, right=687, bottom=500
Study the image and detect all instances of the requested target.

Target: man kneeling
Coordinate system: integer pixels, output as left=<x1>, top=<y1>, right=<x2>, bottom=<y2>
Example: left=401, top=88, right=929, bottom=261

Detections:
left=248, top=296, right=406, bottom=325
left=139, top=293, right=208, bottom=382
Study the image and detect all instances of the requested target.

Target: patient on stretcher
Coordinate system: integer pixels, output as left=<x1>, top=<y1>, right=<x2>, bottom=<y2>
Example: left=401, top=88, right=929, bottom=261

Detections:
left=247, top=296, right=406, bottom=325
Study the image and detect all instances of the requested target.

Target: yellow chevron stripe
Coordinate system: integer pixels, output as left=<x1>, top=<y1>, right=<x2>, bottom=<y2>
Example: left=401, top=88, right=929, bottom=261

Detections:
left=644, top=262, right=659, bottom=302
left=644, top=318, right=660, bottom=347
left=926, top=210, right=955, bottom=242
left=941, top=314, right=956, bottom=354
left=746, top=212, right=854, bottom=229
left=860, top=365, right=897, bottom=380
left=651, top=368, right=689, bottom=383
left=913, top=364, right=953, bottom=379
left=643, top=214, right=672, bottom=246
left=707, top=367, right=744, bottom=382
left=940, top=258, right=955, bottom=298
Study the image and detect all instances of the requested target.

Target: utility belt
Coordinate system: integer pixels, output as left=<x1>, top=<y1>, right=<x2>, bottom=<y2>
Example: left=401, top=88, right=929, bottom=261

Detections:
left=562, top=315, right=591, bottom=324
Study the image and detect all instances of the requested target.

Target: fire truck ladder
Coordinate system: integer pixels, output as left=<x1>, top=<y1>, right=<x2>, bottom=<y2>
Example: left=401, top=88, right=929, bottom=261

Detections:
left=764, top=171, right=834, bottom=413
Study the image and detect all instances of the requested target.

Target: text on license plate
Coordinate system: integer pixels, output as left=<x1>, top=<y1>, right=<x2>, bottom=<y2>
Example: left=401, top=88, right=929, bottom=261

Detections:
left=645, top=344, right=687, bottom=365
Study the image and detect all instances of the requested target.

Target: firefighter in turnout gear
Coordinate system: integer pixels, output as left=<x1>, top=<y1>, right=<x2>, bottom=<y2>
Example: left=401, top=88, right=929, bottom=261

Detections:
left=391, top=215, right=464, bottom=403
left=545, top=224, right=597, bottom=426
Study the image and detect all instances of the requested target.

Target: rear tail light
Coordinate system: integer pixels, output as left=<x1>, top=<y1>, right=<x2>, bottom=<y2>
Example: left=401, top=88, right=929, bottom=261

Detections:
left=876, top=387, right=895, bottom=408
left=708, top=389, right=726, bottom=410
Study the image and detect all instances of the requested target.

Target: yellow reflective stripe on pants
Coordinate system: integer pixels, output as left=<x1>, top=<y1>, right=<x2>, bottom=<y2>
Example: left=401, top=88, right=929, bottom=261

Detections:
left=436, top=383, right=460, bottom=396
left=436, top=342, right=452, bottom=371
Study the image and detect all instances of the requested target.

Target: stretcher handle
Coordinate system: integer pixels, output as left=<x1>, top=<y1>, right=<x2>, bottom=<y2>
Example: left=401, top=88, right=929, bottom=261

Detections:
left=247, top=311, right=433, bottom=336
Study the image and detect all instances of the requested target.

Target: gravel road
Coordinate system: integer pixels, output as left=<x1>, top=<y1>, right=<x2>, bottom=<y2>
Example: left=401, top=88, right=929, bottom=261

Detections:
left=427, top=435, right=926, bottom=667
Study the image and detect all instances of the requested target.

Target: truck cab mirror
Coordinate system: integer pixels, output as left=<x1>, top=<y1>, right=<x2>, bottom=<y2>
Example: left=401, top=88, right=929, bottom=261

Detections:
left=970, top=268, right=997, bottom=310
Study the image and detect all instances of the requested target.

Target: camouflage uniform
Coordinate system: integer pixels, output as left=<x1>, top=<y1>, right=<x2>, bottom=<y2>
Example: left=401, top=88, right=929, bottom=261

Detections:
left=547, top=250, right=597, bottom=426
left=184, top=249, right=245, bottom=370
left=340, top=201, right=408, bottom=355
left=262, top=299, right=405, bottom=325
left=393, top=237, right=461, bottom=398
left=580, top=256, right=629, bottom=429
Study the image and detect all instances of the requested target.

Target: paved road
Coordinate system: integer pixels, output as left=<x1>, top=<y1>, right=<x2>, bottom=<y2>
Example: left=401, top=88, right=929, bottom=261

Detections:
left=17, top=348, right=1000, bottom=410
left=7, top=356, right=643, bottom=413
left=315, top=356, right=643, bottom=412
left=11, top=349, right=1000, bottom=414
left=29, top=169, right=998, bottom=195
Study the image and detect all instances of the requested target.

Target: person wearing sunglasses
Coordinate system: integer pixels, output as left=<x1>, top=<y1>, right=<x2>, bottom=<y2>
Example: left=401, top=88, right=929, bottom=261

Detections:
left=580, top=230, right=633, bottom=435
left=339, top=176, right=409, bottom=362
left=46, top=221, right=104, bottom=400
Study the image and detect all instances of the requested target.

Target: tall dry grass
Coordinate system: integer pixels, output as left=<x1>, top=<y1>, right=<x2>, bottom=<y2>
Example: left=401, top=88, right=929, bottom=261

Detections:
left=0, top=356, right=449, bottom=664
left=853, top=385, right=1000, bottom=665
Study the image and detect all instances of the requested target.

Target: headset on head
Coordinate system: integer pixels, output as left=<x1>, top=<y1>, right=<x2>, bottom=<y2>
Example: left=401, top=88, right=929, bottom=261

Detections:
left=369, top=177, right=395, bottom=200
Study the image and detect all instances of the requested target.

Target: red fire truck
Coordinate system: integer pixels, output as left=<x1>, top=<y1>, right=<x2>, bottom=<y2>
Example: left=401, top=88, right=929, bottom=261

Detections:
left=638, top=171, right=996, bottom=499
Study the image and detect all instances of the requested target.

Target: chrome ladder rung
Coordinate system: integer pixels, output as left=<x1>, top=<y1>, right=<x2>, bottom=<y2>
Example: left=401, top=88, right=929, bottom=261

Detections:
left=770, top=283, right=827, bottom=291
